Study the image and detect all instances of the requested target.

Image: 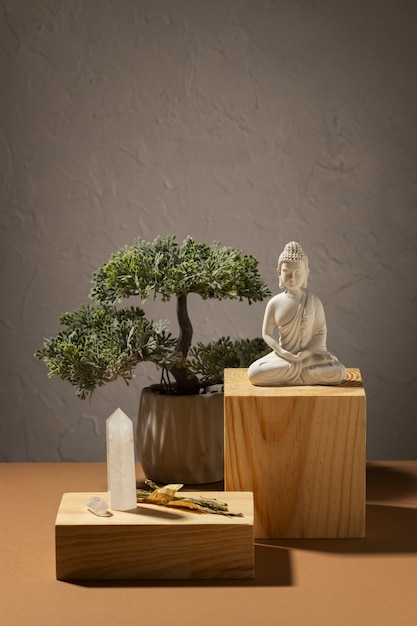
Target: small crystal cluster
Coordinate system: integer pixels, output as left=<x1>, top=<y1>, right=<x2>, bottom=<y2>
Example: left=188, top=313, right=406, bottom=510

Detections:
left=85, top=496, right=110, bottom=516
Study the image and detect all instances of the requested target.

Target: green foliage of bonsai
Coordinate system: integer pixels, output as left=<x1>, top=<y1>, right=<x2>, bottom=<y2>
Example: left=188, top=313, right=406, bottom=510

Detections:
left=37, top=305, right=179, bottom=399
left=36, top=236, right=271, bottom=397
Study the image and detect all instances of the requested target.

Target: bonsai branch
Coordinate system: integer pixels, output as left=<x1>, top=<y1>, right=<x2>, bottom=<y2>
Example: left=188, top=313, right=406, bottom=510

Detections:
left=169, top=293, right=200, bottom=394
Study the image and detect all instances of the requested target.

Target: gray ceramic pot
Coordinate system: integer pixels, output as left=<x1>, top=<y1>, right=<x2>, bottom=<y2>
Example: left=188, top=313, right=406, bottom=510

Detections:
left=137, top=387, right=224, bottom=484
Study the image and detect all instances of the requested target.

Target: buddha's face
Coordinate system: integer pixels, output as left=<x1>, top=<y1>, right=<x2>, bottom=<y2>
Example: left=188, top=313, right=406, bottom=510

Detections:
left=279, top=261, right=308, bottom=291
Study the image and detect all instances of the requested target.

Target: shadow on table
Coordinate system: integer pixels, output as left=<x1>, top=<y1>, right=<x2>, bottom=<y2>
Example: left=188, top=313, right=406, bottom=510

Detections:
left=259, top=503, right=417, bottom=555
left=366, top=462, right=417, bottom=502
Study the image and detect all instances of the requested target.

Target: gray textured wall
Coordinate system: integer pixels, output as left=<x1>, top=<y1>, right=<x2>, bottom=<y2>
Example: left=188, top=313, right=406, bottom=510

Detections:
left=1, top=0, right=416, bottom=462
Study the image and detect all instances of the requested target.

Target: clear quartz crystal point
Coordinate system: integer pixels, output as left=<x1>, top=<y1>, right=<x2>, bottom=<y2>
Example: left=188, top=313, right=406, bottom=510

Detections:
left=106, top=408, right=137, bottom=511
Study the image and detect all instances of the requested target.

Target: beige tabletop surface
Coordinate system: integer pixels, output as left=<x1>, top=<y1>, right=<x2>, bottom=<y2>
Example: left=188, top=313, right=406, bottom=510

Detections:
left=1, top=461, right=416, bottom=626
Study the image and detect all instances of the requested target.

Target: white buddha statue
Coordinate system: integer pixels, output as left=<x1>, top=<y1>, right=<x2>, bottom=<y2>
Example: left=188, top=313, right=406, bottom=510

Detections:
left=248, top=241, right=346, bottom=386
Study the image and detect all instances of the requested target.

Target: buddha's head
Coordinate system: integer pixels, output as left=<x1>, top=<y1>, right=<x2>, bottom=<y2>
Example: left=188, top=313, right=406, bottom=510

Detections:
left=277, top=241, right=309, bottom=289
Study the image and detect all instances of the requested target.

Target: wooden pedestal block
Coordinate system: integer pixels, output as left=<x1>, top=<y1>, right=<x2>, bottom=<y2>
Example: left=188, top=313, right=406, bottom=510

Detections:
left=55, top=491, right=254, bottom=580
left=224, top=368, right=366, bottom=539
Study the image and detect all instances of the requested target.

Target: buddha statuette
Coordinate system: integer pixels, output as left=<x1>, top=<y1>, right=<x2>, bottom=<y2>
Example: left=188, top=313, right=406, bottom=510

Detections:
left=248, top=241, right=346, bottom=386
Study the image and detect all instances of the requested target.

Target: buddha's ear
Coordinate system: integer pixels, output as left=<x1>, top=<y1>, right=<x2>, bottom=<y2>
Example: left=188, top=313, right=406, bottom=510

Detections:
left=277, top=267, right=283, bottom=289
left=303, top=268, right=310, bottom=288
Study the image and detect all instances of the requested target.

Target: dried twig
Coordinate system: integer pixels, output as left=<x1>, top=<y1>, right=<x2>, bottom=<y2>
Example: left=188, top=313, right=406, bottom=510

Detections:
left=137, top=480, right=243, bottom=517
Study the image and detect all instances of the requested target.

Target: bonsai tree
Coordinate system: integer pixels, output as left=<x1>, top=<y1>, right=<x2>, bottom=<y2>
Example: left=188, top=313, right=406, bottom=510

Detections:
left=36, top=236, right=270, bottom=398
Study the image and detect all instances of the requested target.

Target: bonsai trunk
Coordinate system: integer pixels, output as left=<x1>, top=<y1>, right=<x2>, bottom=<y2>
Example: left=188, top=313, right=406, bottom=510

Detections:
left=170, top=293, right=201, bottom=395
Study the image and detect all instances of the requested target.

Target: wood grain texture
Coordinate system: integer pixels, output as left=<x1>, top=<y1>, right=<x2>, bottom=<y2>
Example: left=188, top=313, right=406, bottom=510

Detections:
left=55, top=491, right=254, bottom=580
left=224, top=368, right=366, bottom=539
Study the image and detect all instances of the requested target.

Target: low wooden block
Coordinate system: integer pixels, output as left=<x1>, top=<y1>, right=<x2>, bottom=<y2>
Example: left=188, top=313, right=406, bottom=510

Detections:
left=224, top=368, right=366, bottom=539
left=55, top=491, right=254, bottom=580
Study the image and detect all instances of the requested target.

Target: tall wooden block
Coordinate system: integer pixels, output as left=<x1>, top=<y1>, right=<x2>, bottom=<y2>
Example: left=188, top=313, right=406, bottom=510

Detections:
left=224, top=368, right=366, bottom=539
left=55, top=491, right=254, bottom=580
